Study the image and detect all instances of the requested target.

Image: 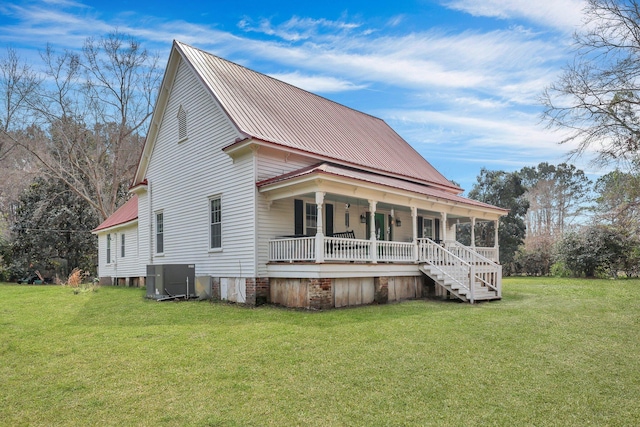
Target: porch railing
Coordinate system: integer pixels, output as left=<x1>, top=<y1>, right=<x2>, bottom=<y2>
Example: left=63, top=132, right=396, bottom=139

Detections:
left=475, top=247, right=499, bottom=263
left=269, top=236, right=315, bottom=262
left=376, top=240, right=415, bottom=262
left=269, top=236, right=415, bottom=263
left=324, top=237, right=371, bottom=262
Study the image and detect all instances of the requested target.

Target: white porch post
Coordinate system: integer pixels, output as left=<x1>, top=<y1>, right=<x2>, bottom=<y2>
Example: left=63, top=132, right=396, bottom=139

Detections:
left=411, top=206, right=418, bottom=262
left=471, top=217, right=476, bottom=247
left=315, top=191, right=325, bottom=263
left=369, top=200, right=377, bottom=263
left=441, top=212, right=448, bottom=243
left=494, top=219, right=500, bottom=263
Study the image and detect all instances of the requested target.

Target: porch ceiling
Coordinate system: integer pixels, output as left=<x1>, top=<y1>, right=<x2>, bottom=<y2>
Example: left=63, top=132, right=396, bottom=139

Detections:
left=257, top=163, right=507, bottom=220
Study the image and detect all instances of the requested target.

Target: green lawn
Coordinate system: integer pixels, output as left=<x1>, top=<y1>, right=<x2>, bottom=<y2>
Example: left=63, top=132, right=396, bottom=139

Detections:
left=1, top=277, right=639, bottom=426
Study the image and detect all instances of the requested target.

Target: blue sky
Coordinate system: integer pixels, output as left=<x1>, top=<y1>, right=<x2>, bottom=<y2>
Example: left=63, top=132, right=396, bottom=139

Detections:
left=0, top=0, right=593, bottom=192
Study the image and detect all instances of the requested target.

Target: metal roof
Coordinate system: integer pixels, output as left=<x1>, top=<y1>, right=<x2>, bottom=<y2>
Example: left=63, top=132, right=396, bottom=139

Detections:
left=257, top=163, right=509, bottom=214
left=175, top=41, right=461, bottom=192
left=92, top=195, right=138, bottom=232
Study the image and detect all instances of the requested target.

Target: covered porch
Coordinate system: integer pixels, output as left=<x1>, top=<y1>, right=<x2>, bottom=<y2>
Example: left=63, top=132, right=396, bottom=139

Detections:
left=257, top=163, right=506, bottom=303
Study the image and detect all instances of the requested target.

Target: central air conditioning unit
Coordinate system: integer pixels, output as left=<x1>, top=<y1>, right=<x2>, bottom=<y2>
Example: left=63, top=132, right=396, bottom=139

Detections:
left=146, top=264, right=195, bottom=300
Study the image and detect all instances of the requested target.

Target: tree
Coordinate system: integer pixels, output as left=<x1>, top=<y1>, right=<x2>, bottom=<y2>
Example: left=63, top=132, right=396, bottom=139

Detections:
left=0, top=47, right=38, bottom=161
left=542, top=0, right=640, bottom=166
left=9, top=177, right=100, bottom=278
left=466, top=168, right=529, bottom=274
left=520, top=163, right=592, bottom=237
left=593, top=167, right=640, bottom=233
left=0, top=48, right=40, bottom=241
left=17, top=32, right=160, bottom=220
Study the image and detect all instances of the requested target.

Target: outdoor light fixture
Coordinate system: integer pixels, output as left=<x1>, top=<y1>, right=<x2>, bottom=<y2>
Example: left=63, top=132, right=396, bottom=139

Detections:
left=396, top=218, right=402, bottom=227
left=360, top=213, right=367, bottom=223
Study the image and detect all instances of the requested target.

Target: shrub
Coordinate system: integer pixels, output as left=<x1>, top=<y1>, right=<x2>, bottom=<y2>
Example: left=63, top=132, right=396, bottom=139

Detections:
left=556, top=225, right=640, bottom=278
left=550, top=261, right=572, bottom=278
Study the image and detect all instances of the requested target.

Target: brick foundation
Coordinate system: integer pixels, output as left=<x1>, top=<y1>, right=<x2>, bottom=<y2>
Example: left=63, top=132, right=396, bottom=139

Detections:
left=374, top=277, right=389, bottom=304
left=309, top=278, right=333, bottom=310
left=211, top=277, right=221, bottom=300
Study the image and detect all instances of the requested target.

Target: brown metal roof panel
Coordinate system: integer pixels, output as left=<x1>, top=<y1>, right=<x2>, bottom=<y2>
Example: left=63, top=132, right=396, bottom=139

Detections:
left=92, top=195, right=139, bottom=232
left=177, top=42, right=460, bottom=191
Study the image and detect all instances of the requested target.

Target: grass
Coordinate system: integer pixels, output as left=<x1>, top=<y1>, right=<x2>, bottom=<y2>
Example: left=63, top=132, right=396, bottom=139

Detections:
left=1, top=277, right=639, bottom=426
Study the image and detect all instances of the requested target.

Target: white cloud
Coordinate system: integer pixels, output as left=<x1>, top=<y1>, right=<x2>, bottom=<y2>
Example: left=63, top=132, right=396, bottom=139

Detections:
left=268, top=71, right=367, bottom=93
left=443, top=0, right=586, bottom=31
left=238, top=16, right=361, bottom=42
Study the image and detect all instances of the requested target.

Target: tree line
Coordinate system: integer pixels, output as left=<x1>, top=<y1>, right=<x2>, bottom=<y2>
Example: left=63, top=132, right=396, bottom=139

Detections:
left=464, top=162, right=640, bottom=278
left=0, top=31, right=161, bottom=280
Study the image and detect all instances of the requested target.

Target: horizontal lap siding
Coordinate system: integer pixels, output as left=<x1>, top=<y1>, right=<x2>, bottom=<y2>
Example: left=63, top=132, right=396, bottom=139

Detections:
left=147, top=58, right=254, bottom=277
left=256, top=148, right=315, bottom=182
left=256, top=150, right=316, bottom=276
left=114, top=225, right=142, bottom=277
left=96, top=225, right=141, bottom=278
left=137, top=192, right=150, bottom=266
left=97, top=232, right=114, bottom=277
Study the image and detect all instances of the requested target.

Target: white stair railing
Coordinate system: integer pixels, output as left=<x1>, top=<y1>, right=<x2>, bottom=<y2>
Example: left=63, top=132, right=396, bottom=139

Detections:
left=444, top=241, right=502, bottom=298
left=418, top=238, right=474, bottom=302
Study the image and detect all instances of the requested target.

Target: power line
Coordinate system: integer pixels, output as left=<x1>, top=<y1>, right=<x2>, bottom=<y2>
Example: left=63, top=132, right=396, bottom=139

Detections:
left=12, top=227, right=93, bottom=233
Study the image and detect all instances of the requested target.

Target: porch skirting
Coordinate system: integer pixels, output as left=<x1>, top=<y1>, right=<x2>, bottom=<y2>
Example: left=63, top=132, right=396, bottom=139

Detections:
left=269, top=275, right=428, bottom=309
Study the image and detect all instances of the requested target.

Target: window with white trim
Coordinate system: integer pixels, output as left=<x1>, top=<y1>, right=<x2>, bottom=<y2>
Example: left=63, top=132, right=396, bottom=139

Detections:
left=423, top=218, right=433, bottom=239
left=156, top=212, right=164, bottom=254
left=305, top=203, right=317, bottom=235
left=120, top=233, right=126, bottom=258
left=177, top=105, right=187, bottom=142
left=106, top=233, right=112, bottom=264
left=210, top=197, right=222, bottom=249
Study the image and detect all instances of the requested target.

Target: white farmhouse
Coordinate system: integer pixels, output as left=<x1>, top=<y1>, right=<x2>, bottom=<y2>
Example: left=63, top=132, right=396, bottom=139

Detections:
left=93, top=41, right=508, bottom=307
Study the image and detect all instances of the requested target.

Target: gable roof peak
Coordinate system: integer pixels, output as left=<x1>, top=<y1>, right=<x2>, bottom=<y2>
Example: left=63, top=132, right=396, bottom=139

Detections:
left=145, top=40, right=462, bottom=193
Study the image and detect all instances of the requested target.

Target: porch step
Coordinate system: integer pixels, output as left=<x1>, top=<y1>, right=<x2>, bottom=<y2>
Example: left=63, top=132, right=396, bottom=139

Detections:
left=419, top=264, right=500, bottom=303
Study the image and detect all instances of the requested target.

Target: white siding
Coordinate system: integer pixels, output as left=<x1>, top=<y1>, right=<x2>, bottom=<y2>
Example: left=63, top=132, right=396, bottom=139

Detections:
left=137, top=191, right=150, bottom=266
left=96, top=223, right=143, bottom=278
left=115, top=224, right=143, bottom=276
left=256, top=147, right=316, bottom=182
left=255, top=149, right=318, bottom=276
left=97, top=232, right=115, bottom=278
left=145, top=58, right=254, bottom=277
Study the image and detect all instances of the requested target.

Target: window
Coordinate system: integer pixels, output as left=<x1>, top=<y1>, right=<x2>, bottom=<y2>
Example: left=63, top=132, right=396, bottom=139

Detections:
left=210, top=197, right=222, bottom=249
left=306, top=203, right=317, bottom=235
left=156, top=212, right=164, bottom=254
left=423, top=218, right=433, bottom=239
left=120, top=234, right=126, bottom=258
left=106, top=234, right=112, bottom=264
left=177, top=105, right=187, bottom=141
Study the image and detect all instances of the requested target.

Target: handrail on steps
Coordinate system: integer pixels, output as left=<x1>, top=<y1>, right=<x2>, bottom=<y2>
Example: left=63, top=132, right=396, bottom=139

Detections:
left=419, top=238, right=475, bottom=303
left=445, top=240, right=501, bottom=295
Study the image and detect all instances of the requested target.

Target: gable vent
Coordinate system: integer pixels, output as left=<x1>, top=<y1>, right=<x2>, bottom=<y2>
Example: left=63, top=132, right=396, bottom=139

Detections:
left=177, top=105, right=187, bottom=141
